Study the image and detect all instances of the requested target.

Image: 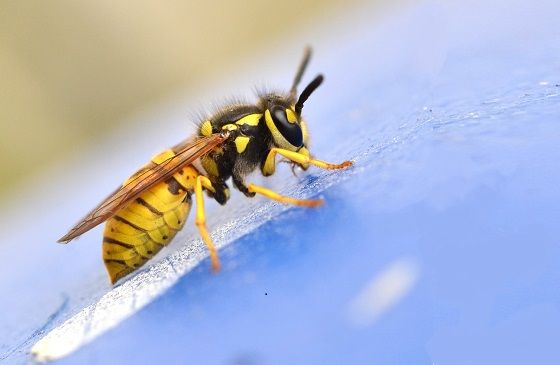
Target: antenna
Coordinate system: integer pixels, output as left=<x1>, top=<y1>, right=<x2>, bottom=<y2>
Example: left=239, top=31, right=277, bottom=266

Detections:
left=290, top=46, right=312, bottom=100
left=295, top=74, right=324, bottom=115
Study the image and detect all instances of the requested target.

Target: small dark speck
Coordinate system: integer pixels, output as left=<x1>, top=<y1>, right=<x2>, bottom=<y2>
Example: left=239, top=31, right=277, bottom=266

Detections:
left=163, top=235, right=168, bottom=239
left=111, top=228, right=114, bottom=232
left=147, top=250, right=153, bottom=254
left=265, top=292, right=268, bottom=296
left=177, top=220, right=181, bottom=224
left=556, top=84, right=560, bottom=87
left=178, top=170, right=184, bottom=175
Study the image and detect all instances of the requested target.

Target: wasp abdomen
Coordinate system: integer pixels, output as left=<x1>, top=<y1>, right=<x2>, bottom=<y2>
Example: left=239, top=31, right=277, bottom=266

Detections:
left=102, top=150, right=199, bottom=284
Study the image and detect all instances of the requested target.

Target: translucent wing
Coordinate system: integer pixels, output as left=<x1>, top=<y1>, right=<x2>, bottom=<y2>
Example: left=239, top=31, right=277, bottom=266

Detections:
left=58, top=132, right=230, bottom=243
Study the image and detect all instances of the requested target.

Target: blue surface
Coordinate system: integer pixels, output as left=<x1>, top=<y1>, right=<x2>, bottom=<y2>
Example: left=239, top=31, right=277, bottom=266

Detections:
left=2, top=1, right=560, bottom=364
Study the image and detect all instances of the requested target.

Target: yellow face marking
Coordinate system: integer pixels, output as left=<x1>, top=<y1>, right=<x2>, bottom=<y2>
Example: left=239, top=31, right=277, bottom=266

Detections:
left=234, top=136, right=250, bottom=153
left=200, top=120, right=213, bottom=136
left=264, top=109, right=298, bottom=151
left=286, top=108, right=297, bottom=124
left=236, top=113, right=262, bottom=126
left=222, top=124, right=238, bottom=131
left=300, top=119, right=309, bottom=144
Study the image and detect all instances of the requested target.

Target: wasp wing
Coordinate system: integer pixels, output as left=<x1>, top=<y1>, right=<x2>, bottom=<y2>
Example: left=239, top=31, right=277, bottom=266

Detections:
left=58, top=132, right=229, bottom=243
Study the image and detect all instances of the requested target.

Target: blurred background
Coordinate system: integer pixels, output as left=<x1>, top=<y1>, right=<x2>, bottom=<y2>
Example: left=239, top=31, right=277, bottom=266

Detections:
left=0, top=0, right=396, bottom=195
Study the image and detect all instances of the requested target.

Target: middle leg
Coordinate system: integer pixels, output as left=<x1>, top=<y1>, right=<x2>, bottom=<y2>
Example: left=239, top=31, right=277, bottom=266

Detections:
left=247, top=183, right=323, bottom=207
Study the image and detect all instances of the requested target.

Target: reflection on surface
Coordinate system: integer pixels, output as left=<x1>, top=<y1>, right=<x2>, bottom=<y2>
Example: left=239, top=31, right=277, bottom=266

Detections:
left=347, top=258, right=419, bottom=327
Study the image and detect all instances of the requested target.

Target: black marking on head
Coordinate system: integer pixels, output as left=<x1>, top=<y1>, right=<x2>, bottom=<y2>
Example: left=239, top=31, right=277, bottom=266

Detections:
left=271, top=106, right=303, bottom=147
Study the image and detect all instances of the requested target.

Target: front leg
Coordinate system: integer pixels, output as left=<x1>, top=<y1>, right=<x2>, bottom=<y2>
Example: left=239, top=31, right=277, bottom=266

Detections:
left=261, top=148, right=353, bottom=176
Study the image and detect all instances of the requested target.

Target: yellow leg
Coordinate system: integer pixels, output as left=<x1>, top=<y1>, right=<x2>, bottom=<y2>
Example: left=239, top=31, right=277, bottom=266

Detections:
left=248, top=183, right=324, bottom=207
left=263, top=148, right=352, bottom=176
left=195, top=175, right=221, bottom=272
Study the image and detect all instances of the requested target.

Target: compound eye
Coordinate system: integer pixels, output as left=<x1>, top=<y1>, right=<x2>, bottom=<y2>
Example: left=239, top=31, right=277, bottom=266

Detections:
left=271, top=106, right=303, bottom=147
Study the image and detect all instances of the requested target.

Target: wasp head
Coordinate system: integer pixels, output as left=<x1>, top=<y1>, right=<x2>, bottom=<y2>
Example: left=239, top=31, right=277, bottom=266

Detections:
left=262, top=74, right=323, bottom=171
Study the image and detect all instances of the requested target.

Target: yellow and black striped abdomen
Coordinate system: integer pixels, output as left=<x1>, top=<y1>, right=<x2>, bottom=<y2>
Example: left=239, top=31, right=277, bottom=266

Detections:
left=102, top=149, right=200, bottom=284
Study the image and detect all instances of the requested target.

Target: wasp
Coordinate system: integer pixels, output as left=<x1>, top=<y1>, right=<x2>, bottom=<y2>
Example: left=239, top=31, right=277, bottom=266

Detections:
left=59, top=47, right=353, bottom=284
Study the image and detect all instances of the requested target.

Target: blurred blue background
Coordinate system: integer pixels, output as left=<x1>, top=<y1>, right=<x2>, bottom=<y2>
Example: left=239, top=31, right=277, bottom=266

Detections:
left=1, top=1, right=560, bottom=364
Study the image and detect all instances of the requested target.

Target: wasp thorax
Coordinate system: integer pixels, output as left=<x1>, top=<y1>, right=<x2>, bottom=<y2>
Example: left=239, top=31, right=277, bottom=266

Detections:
left=265, top=105, right=303, bottom=150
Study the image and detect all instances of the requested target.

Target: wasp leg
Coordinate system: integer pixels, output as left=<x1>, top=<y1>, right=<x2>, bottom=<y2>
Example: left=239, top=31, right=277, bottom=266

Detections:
left=247, top=183, right=324, bottom=207
left=233, top=174, right=256, bottom=198
left=195, top=175, right=221, bottom=272
left=262, top=148, right=352, bottom=176
left=207, top=179, right=231, bottom=205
